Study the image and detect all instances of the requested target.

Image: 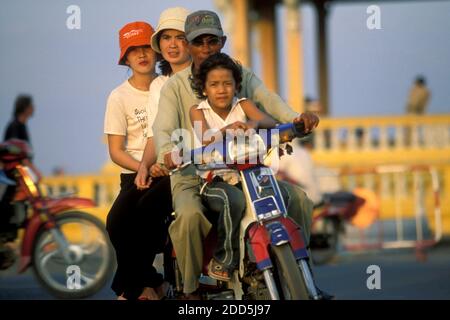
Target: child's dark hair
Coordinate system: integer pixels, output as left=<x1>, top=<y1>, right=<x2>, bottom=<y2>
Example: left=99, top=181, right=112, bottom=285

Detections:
left=13, top=95, right=33, bottom=119
left=190, top=53, right=242, bottom=99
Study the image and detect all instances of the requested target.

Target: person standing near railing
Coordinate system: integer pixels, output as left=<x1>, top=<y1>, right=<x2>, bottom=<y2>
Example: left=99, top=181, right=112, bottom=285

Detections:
left=404, top=75, right=431, bottom=146
left=406, top=75, right=430, bottom=115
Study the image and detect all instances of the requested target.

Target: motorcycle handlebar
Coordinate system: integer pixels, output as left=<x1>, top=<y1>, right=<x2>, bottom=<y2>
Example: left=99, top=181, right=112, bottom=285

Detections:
left=168, top=121, right=310, bottom=173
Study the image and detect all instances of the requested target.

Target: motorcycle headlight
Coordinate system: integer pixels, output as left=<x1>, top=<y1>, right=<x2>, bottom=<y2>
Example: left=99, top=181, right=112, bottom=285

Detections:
left=227, top=133, right=267, bottom=164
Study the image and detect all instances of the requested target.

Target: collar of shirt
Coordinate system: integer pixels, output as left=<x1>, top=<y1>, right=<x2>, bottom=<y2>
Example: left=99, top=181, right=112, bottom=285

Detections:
left=196, top=96, right=246, bottom=112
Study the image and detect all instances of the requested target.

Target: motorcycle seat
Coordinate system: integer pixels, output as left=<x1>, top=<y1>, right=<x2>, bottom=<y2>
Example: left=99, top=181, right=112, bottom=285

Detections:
left=323, top=191, right=356, bottom=204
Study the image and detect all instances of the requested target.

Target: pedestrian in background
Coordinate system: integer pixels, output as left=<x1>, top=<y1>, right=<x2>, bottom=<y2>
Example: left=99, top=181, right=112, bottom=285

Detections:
left=405, top=75, right=430, bottom=115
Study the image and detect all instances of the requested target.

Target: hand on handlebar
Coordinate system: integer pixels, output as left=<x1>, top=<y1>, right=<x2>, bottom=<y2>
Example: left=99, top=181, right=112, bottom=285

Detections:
left=163, top=149, right=183, bottom=170
left=150, top=163, right=170, bottom=177
left=293, top=112, right=319, bottom=134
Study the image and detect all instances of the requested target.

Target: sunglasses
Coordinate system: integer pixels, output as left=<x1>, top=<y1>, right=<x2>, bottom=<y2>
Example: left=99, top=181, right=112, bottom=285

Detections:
left=190, top=36, right=222, bottom=47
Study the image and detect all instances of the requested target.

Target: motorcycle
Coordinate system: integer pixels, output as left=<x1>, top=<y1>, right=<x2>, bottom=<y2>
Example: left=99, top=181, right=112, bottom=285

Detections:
left=170, top=122, right=322, bottom=300
left=0, top=139, right=114, bottom=299
left=309, top=191, right=366, bottom=265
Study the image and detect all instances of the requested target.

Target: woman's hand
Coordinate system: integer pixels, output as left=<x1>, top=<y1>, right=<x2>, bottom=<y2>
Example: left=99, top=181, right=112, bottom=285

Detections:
left=135, top=164, right=152, bottom=190
left=150, top=163, right=170, bottom=177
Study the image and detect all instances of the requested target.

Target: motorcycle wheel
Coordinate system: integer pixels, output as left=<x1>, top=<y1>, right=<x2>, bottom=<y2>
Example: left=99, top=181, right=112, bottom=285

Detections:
left=271, top=243, right=309, bottom=300
left=32, top=211, right=114, bottom=299
left=310, top=217, right=339, bottom=265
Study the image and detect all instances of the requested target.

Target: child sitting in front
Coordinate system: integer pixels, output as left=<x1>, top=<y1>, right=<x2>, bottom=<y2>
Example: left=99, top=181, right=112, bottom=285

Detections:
left=189, top=52, right=277, bottom=281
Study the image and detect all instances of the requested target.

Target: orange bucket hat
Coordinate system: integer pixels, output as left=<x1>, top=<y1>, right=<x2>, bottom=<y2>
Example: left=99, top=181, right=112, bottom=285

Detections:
left=118, top=21, right=154, bottom=65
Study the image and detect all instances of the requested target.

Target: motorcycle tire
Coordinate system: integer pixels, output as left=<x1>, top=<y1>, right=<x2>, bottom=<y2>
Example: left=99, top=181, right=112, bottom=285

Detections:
left=271, top=243, right=309, bottom=300
left=31, top=211, right=115, bottom=299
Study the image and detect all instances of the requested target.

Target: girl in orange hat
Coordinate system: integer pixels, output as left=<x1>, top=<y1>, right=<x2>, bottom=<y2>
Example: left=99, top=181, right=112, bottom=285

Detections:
left=104, top=21, right=172, bottom=300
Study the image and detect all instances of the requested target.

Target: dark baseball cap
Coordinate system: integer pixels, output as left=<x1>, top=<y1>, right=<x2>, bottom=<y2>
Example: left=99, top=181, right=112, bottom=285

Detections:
left=185, top=10, right=224, bottom=42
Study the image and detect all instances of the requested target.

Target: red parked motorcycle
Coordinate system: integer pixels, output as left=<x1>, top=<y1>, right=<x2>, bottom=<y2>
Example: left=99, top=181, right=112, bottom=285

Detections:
left=0, top=139, right=114, bottom=299
left=309, top=191, right=366, bottom=265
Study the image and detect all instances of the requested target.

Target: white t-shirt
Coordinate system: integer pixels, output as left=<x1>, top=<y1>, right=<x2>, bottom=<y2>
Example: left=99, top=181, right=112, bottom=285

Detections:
left=104, top=80, right=150, bottom=174
left=147, top=75, right=169, bottom=136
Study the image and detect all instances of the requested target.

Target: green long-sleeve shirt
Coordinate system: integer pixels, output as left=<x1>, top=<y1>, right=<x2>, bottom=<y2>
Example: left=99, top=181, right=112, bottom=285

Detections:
left=153, top=64, right=298, bottom=162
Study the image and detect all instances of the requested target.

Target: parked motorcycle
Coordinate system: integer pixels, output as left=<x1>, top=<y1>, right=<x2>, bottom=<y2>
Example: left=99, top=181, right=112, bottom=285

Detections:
left=309, top=191, right=366, bottom=265
left=170, top=122, right=322, bottom=300
left=0, top=139, right=114, bottom=299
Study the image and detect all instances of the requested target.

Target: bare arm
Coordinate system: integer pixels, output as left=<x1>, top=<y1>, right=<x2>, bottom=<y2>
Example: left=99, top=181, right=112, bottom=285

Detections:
left=107, top=135, right=141, bottom=172
left=189, top=105, right=221, bottom=145
left=241, top=68, right=319, bottom=132
left=139, top=137, right=157, bottom=171
left=240, top=99, right=277, bottom=129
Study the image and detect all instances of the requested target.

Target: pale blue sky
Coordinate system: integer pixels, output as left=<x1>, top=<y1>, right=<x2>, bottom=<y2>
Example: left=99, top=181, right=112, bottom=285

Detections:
left=1, top=0, right=449, bottom=175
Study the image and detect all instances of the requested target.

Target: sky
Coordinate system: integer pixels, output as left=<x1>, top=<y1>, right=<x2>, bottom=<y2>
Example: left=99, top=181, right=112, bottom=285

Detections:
left=0, top=0, right=449, bottom=175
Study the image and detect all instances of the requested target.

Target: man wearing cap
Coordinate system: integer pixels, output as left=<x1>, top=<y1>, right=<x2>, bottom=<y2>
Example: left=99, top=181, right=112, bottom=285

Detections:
left=153, top=10, right=325, bottom=299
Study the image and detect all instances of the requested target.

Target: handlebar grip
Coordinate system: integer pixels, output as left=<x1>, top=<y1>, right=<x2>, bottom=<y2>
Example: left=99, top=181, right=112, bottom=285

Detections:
left=294, top=121, right=306, bottom=136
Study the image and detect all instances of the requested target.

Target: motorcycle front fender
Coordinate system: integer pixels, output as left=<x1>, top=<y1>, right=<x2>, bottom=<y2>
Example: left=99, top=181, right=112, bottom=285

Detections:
left=247, top=223, right=273, bottom=270
left=246, top=216, right=309, bottom=270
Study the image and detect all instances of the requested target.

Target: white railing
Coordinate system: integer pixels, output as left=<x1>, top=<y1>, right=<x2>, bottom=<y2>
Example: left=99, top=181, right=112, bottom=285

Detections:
left=313, top=114, right=450, bottom=152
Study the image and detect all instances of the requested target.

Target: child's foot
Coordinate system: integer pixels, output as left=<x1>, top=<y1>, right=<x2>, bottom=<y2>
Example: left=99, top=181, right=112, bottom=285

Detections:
left=207, top=258, right=231, bottom=282
left=117, top=293, right=127, bottom=300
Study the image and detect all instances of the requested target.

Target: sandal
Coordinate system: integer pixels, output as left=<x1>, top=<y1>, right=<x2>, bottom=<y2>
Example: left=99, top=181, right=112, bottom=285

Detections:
left=207, top=258, right=231, bottom=282
left=117, top=293, right=127, bottom=300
